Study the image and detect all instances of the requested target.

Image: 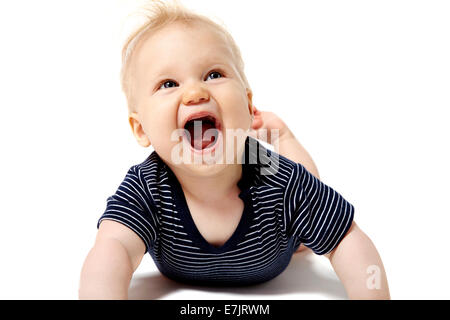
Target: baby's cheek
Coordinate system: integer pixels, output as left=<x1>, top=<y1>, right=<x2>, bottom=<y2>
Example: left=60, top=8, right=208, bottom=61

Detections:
left=232, top=99, right=252, bottom=129
left=147, top=115, right=182, bottom=154
left=150, top=121, right=176, bottom=143
left=220, top=87, right=250, bottom=125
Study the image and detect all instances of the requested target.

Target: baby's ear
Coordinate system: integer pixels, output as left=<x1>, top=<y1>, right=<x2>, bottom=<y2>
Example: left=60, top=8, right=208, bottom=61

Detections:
left=129, top=112, right=151, bottom=148
left=246, top=88, right=254, bottom=117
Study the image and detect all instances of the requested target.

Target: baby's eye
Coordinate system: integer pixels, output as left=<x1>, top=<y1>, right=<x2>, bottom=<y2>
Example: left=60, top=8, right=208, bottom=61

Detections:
left=159, top=80, right=178, bottom=90
left=206, top=71, right=223, bottom=81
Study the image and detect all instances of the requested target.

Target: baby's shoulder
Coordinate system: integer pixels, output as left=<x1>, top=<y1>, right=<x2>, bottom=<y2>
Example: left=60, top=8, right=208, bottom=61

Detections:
left=124, top=151, right=170, bottom=205
left=131, top=151, right=168, bottom=180
left=256, top=150, right=301, bottom=189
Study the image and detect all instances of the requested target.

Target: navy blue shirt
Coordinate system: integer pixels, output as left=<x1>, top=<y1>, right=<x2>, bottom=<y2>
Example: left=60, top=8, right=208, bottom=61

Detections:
left=97, top=136, right=354, bottom=286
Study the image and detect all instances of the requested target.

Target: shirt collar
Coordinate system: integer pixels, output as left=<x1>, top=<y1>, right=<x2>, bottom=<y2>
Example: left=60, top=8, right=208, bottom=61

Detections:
left=158, top=135, right=266, bottom=201
left=237, top=135, right=263, bottom=201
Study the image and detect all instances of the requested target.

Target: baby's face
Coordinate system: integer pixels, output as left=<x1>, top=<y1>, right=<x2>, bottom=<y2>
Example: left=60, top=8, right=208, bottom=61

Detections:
left=129, top=22, right=253, bottom=175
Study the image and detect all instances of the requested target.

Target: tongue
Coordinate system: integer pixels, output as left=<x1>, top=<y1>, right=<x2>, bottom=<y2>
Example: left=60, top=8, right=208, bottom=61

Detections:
left=186, top=120, right=217, bottom=150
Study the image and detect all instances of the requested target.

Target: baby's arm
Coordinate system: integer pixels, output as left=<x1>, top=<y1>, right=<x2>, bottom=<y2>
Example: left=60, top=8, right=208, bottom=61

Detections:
left=250, top=107, right=320, bottom=253
left=325, top=222, right=390, bottom=299
left=276, top=128, right=320, bottom=179
left=79, top=220, right=145, bottom=299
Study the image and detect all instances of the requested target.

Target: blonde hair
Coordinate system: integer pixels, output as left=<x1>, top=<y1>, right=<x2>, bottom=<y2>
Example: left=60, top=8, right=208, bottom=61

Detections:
left=121, top=0, right=250, bottom=110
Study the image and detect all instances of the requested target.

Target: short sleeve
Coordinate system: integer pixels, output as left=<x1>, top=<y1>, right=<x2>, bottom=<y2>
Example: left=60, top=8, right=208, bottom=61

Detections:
left=287, top=163, right=355, bottom=255
left=97, top=166, right=158, bottom=253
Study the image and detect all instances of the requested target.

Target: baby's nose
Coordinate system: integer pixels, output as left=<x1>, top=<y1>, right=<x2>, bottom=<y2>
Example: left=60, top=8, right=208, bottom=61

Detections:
left=182, top=85, right=210, bottom=105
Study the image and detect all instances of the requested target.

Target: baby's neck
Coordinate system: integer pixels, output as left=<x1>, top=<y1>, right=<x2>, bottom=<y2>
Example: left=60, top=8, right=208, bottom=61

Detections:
left=169, top=163, right=243, bottom=204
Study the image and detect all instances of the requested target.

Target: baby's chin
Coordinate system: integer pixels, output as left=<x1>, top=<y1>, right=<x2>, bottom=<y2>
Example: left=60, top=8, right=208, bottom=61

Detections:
left=181, top=161, right=233, bottom=178
left=160, top=153, right=237, bottom=181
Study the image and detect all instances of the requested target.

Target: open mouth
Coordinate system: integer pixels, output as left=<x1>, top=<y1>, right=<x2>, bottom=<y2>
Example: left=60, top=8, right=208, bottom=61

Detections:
left=183, top=115, right=221, bottom=151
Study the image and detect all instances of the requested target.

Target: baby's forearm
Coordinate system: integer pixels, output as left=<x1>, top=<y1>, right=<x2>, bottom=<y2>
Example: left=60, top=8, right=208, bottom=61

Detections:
left=277, top=128, right=320, bottom=179
left=79, top=239, right=133, bottom=299
left=328, top=223, right=390, bottom=299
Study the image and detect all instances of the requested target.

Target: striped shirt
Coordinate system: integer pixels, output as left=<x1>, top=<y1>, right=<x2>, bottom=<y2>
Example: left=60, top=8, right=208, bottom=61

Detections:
left=97, top=136, right=354, bottom=286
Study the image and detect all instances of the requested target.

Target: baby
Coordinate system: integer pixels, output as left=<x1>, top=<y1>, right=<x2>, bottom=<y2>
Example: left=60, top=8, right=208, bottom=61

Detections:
left=79, top=1, right=390, bottom=299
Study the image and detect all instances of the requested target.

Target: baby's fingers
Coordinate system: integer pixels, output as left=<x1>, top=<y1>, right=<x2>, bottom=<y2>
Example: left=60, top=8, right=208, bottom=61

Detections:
left=252, top=105, right=262, bottom=116
left=251, top=116, right=263, bottom=130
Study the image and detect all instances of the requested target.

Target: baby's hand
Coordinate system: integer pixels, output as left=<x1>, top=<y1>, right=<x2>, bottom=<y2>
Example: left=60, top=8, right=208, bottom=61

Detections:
left=249, top=106, right=291, bottom=145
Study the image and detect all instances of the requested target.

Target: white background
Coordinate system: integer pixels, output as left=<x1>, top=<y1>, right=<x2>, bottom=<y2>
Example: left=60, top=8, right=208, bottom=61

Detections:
left=0, top=0, right=449, bottom=299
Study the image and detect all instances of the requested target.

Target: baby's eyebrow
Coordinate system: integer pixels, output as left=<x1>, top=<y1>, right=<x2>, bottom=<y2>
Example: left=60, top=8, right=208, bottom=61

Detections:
left=150, top=60, right=232, bottom=80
